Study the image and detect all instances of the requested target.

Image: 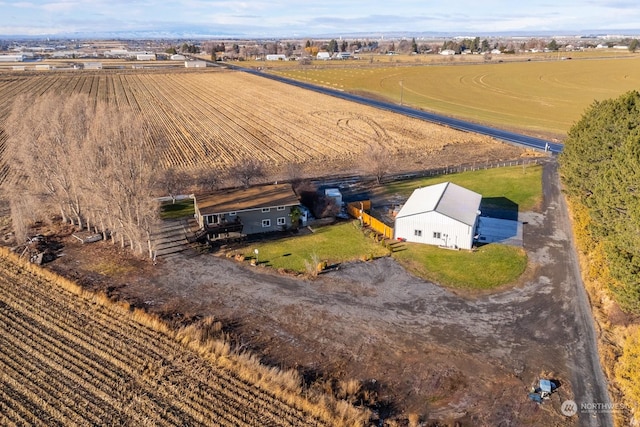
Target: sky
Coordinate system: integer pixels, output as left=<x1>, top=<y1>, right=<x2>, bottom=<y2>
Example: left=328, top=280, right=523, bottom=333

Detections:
left=0, top=0, right=639, bottom=38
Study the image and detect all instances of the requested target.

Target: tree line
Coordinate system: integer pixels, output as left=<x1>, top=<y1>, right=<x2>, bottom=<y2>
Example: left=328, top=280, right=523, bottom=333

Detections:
left=560, top=90, right=640, bottom=314
left=4, top=93, right=161, bottom=258
left=1, top=92, right=302, bottom=258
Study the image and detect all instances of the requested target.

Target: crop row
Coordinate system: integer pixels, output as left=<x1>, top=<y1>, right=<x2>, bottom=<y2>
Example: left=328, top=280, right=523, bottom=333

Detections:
left=0, top=69, right=493, bottom=178
left=0, top=254, right=334, bottom=426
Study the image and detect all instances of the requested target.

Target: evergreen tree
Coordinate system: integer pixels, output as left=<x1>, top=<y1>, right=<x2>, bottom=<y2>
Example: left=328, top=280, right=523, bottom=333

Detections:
left=327, top=39, right=338, bottom=53
left=560, top=90, right=640, bottom=313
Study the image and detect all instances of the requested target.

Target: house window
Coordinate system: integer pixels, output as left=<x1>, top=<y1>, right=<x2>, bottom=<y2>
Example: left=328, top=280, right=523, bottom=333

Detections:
left=277, top=217, right=286, bottom=226
left=433, top=232, right=441, bottom=239
left=228, top=212, right=236, bottom=216
left=276, top=206, right=285, bottom=211
left=262, top=208, right=270, bottom=213
left=414, top=230, right=422, bottom=237
left=262, top=219, right=271, bottom=228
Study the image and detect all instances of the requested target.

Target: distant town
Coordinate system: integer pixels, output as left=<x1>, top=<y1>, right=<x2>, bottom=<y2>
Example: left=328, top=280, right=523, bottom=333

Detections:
left=1, top=33, right=638, bottom=66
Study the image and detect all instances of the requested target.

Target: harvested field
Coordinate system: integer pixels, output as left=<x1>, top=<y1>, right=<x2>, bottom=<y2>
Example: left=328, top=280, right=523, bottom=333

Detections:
left=0, top=248, right=366, bottom=426
left=0, top=68, right=524, bottom=184
left=275, top=55, right=640, bottom=138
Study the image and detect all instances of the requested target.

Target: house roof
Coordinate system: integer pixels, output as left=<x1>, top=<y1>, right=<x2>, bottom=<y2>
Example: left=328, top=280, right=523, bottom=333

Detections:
left=195, top=184, right=299, bottom=215
left=395, top=182, right=481, bottom=226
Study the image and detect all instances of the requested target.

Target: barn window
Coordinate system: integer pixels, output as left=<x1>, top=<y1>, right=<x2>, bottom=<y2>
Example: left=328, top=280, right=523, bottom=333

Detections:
left=277, top=217, right=286, bottom=225
left=433, top=232, right=441, bottom=239
left=228, top=212, right=236, bottom=216
left=277, top=206, right=286, bottom=211
left=414, top=230, right=422, bottom=237
left=262, top=208, right=271, bottom=213
left=262, top=219, right=271, bottom=227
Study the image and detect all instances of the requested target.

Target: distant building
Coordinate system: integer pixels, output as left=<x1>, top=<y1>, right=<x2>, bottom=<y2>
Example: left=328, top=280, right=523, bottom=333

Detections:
left=35, top=64, right=51, bottom=71
left=170, top=54, right=186, bottom=60
left=83, top=62, right=103, bottom=70
left=185, top=60, right=207, bottom=68
left=316, top=52, right=331, bottom=60
left=104, top=49, right=130, bottom=58
left=440, top=49, right=456, bottom=55
left=334, top=52, right=351, bottom=60
left=266, top=54, right=287, bottom=61
left=0, top=54, right=25, bottom=62
left=394, top=182, right=481, bottom=250
left=136, top=53, right=156, bottom=61
left=52, top=51, right=75, bottom=59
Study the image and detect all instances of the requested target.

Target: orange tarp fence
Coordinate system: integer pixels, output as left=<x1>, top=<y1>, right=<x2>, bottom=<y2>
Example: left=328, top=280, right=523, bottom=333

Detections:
left=347, top=201, right=394, bottom=240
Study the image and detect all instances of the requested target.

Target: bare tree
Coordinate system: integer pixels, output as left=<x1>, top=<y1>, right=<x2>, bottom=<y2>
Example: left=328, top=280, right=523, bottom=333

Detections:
left=5, top=93, right=160, bottom=258
left=362, top=145, right=390, bottom=184
left=6, top=93, right=90, bottom=228
left=231, top=158, right=266, bottom=188
left=159, top=167, right=192, bottom=203
left=284, top=162, right=304, bottom=186
left=89, top=102, right=159, bottom=256
left=194, top=167, right=222, bottom=194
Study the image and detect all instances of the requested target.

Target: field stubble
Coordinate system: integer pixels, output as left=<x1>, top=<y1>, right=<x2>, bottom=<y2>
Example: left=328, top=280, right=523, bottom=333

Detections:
left=0, top=68, right=524, bottom=186
left=0, top=247, right=368, bottom=426
left=274, top=55, right=640, bottom=138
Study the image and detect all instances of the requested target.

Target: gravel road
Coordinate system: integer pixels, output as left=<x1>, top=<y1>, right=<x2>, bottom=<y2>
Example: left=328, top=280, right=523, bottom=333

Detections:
left=540, top=160, right=613, bottom=427
left=111, top=158, right=612, bottom=425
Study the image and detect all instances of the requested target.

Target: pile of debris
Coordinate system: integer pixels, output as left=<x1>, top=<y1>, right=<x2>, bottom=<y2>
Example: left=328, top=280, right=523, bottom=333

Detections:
left=528, top=378, right=558, bottom=404
left=14, top=234, right=57, bottom=265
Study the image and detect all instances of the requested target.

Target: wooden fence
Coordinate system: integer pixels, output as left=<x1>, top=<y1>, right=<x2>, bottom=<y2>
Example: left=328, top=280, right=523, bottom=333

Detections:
left=347, top=201, right=394, bottom=240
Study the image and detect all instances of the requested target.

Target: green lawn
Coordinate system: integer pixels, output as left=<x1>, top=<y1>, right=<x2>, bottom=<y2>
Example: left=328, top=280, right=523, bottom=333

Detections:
left=384, top=164, right=543, bottom=212
left=160, top=199, right=195, bottom=219
left=235, top=221, right=389, bottom=273
left=392, top=243, right=527, bottom=289
left=229, top=165, right=540, bottom=287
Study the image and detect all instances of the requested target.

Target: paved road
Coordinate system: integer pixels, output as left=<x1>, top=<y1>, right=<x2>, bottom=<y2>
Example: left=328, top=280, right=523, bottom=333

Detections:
left=228, top=64, right=564, bottom=154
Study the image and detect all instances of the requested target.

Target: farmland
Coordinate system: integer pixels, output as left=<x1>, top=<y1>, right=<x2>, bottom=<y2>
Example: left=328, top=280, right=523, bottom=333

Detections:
left=0, top=248, right=365, bottom=426
left=273, top=55, right=640, bottom=137
left=0, top=68, right=524, bottom=185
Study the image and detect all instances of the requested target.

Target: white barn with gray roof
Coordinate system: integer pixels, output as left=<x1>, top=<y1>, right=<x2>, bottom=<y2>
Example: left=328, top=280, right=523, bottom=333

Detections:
left=394, top=182, right=481, bottom=250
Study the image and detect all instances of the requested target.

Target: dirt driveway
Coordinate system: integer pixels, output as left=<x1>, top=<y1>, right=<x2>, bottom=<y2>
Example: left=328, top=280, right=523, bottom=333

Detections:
left=50, top=159, right=610, bottom=426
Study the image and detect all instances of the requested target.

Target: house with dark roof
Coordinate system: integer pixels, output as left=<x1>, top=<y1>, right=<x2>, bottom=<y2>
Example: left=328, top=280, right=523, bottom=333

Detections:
left=393, top=182, right=481, bottom=250
left=193, top=184, right=300, bottom=240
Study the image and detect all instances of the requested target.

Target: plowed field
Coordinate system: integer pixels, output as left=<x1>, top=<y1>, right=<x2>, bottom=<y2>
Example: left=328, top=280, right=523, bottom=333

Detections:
left=0, top=69, right=523, bottom=184
left=0, top=249, right=363, bottom=426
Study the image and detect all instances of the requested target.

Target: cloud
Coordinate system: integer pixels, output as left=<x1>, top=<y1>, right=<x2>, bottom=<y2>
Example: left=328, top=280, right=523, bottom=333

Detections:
left=1, top=0, right=639, bottom=37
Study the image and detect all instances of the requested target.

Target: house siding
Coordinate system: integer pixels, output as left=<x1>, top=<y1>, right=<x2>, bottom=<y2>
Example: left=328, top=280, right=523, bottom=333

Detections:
left=198, top=207, right=294, bottom=237
left=237, top=208, right=291, bottom=234
left=394, top=211, right=475, bottom=250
